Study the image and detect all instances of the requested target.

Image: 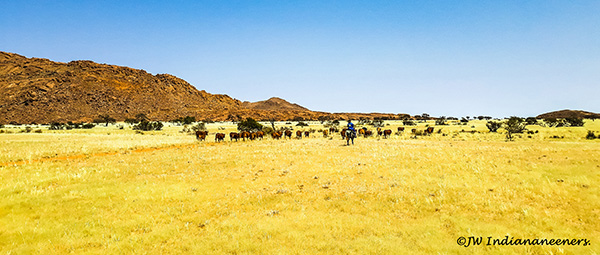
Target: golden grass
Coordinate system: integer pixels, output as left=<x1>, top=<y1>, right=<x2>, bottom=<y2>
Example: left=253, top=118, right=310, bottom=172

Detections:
left=1, top=121, right=599, bottom=254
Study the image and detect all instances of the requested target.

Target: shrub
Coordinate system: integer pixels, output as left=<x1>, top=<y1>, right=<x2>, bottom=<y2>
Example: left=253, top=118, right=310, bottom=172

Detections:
left=565, top=118, right=584, bottom=127
left=262, top=126, right=275, bottom=135
left=133, top=120, right=163, bottom=131
left=191, top=122, right=207, bottom=132
left=296, top=122, right=309, bottom=127
left=402, top=120, right=416, bottom=126
left=238, top=118, right=263, bottom=132
left=82, top=123, right=95, bottom=129
left=435, top=117, right=447, bottom=126
left=371, top=119, right=385, bottom=128
left=504, top=117, right=527, bottom=141
left=486, top=121, right=502, bottom=132
left=49, top=122, right=65, bottom=130
left=586, top=131, right=597, bottom=140
left=525, top=117, right=538, bottom=125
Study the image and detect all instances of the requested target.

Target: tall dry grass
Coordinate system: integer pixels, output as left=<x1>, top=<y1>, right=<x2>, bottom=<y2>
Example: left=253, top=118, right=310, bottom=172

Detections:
left=0, top=120, right=599, bottom=254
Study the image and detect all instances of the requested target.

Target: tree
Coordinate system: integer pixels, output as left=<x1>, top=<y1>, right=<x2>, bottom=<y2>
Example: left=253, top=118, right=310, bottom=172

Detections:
left=525, top=117, right=538, bottom=126
left=133, top=120, right=163, bottom=131
left=237, top=118, right=263, bottom=132
left=486, top=121, right=502, bottom=132
left=182, top=116, right=196, bottom=125
left=565, top=117, right=584, bottom=127
left=504, top=117, right=526, bottom=141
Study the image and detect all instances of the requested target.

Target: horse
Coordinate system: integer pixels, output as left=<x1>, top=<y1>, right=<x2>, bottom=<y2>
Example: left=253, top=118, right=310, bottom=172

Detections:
left=345, top=129, right=356, bottom=145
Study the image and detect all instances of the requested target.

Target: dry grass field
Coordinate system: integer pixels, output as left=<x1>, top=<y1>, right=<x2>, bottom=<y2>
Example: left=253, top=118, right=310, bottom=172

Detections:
left=1, top=120, right=599, bottom=254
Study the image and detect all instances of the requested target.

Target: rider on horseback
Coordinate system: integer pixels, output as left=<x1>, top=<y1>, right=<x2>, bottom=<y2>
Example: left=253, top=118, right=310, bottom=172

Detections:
left=346, top=120, right=357, bottom=145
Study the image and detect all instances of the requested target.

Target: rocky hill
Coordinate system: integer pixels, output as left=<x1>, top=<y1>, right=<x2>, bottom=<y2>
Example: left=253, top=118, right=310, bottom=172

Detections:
left=536, top=109, right=600, bottom=119
left=0, top=52, right=407, bottom=124
left=242, top=97, right=309, bottom=111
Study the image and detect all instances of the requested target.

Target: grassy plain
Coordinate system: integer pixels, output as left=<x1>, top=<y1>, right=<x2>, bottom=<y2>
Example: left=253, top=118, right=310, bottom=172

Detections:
left=1, top=120, right=599, bottom=254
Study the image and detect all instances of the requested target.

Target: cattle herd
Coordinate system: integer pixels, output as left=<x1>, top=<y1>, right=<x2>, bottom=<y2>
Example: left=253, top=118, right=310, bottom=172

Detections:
left=194, top=126, right=436, bottom=142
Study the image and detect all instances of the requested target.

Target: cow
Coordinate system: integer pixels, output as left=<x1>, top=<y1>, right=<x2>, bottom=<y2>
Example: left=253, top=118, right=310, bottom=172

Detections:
left=250, top=132, right=257, bottom=140
left=377, top=128, right=383, bottom=137
left=230, top=132, right=240, bottom=141
left=240, top=131, right=250, bottom=141
left=329, top=127, right=337, bottom=133
left=411, top=128, right=417, bottom=134
left=364, top=130, right=373, bottom=137
left=425, top=127, right=434, bottom=135
left=256, top=131, right=264, bottom=140
left=215, top=133, right=225, bottom=142
left=284, top=130, right=292, bottom=139
left=296, top=130, right=303, bottom=139
left=304, top=131, right=310, bottom=138
left=195, top=130, right=208, bottom=141
left=272, top=131, right=282, bottom=140
left=322, top=130, right=328, bottom=137
left=341, top=128, right=347, bottom=139
left=397, top=127, right=405, bottom=132
left=383, top=129, right=392, bottom=138
left=358, top=128, right=365, bottom=137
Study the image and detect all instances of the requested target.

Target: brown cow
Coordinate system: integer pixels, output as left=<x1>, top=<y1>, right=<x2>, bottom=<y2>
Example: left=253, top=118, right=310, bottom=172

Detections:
left=250, top=132, right=257, bottom=140
left=230, top=132, right=240, bottom=141
left=272, top=131, right=282, bottom=140
left=358, top=128, right=365, bottom=137
left=411, top=128, right=417, bottom=134
left=304, top=131, right=310, bottom=138
left=215, top=133, right=225, bottom=142
left=383, top=129, right=392, bottom=138
left=284, top=130, right=292, bottom=139
left=322, top=130, right=328, bottom=137
left=296, top=130, right=303, bottom=139
left=240, top=131, right=250, bottom=141
left=397, top=127, right=405, bottom=132
left=425, top=127, right=434, bottom=135
left=364, top=130, right=373, bottom=137
left=195, top=130, right=208, bottom=141
left=256, top=131, right=264, bottom=140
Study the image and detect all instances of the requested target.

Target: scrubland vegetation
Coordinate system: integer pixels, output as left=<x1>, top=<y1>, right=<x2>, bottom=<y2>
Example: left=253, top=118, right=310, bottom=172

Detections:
left=0, top=120, right=599, bottom=254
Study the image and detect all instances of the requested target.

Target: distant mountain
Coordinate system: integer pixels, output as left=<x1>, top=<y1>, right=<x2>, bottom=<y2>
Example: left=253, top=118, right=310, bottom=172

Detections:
left=0, top=51, right=407, bottom=124
left=537, top=109, right=600, bottom=119
left=242, top=97, right=309, bottom=111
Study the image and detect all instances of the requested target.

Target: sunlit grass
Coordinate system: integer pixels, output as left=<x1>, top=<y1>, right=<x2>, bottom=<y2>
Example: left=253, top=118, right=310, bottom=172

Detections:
left=1, top=120, right=599, bottom=254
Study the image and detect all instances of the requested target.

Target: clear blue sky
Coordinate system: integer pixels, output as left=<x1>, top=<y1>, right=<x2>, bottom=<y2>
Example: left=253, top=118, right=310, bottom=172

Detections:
left=2, top=1, right=599, bottom=118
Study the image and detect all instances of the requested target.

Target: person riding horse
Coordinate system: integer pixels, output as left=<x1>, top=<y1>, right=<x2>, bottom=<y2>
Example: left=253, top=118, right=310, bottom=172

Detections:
left=346, top=120, right=357, bottom=145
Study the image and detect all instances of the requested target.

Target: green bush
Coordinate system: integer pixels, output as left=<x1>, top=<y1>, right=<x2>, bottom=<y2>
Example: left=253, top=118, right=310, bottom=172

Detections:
left=238, top=118, right=263, bottom=132
left=504, top=117, right=527, bottom=140
left=486, top=121, right=502, bottom=132
left=565, top=118, right=584, bottom=127
left=586, top=131, right=597, bottom=140
left=133, top=120, right=163, bottom=131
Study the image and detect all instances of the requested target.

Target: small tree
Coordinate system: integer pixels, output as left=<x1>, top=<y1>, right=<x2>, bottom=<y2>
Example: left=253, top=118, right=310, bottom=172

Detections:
left=183, top=116, right=196, bottom=125
left=525, top=117, right=538, bottom=126
left=435, top=117, right=447, bottom=126
left=133, top=120, right=163, bottom=131
left=486, top=121, right=501, bottom=132
left=238, top=118, right=263, bottom=132
left=296, top=121, right=309, bottom=127
left=190, top=122, right=207, bottom=132
left=565, top=117, right=584, bottom=127
left=504, top=117, right=526, bottom=141
left=586, top=131, right=597, bottom=140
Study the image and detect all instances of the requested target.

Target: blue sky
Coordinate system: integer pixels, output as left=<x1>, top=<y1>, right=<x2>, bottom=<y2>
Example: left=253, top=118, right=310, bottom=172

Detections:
left=2, top=1, right=599, bottom=118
